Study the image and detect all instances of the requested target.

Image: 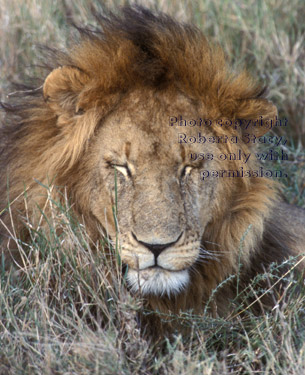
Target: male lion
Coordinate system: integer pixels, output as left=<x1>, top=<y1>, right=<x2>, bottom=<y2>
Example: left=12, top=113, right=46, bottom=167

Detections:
left=0, top=6, right=304, bottom=318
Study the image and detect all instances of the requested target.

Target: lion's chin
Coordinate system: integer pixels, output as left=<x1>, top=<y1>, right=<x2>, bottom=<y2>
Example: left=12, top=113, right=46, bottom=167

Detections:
left=126, top=267, right=190, bottom=297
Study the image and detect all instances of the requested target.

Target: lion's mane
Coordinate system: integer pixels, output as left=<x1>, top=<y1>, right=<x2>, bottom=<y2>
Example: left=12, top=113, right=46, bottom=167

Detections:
left=1, top=6, right=304, bottom=320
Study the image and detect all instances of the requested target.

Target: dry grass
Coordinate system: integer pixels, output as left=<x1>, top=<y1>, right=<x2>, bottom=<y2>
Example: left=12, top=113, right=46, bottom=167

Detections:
left=0, top=191, right=304, bottom=374
left=0, top=0, right=305, bottom=374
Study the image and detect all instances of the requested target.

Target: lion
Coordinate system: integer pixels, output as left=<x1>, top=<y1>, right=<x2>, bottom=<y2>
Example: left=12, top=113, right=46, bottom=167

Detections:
left=0, top=6, right=304, bottom=319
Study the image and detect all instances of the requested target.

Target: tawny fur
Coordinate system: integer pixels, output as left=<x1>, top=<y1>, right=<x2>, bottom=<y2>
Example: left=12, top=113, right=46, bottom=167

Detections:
left=0, top=6, right=304, bottom=323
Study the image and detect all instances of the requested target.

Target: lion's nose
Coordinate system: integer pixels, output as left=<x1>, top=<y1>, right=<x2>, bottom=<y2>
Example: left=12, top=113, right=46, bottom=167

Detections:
left=140, top=242, right=172, bottom=258
left=132, top=232, right=183, bottom=259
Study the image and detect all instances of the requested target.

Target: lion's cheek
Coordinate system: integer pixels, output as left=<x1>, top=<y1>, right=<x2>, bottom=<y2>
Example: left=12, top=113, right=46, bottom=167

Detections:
left=88, top=181, right=121, bottom=236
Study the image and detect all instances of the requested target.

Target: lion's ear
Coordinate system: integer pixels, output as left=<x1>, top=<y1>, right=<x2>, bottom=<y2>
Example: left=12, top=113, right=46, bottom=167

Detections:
left=236, top=98, right=277, bottom=137
left=43, top=66, right=89, bottom=114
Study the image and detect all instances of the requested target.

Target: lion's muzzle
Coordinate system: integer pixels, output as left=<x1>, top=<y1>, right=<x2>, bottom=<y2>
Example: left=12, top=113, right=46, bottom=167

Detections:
left=120, top=232, right=200, bottom=296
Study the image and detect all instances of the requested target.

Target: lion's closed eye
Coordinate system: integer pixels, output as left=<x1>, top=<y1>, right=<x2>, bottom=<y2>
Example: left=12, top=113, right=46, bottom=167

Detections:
left=113, top=164, right=131, bottom=178
left=180, top=165, right=193, bottom=179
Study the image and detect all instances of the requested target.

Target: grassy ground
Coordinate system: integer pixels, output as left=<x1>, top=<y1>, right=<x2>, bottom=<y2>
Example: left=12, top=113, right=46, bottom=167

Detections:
left=0, top=0, right=304, bottom=374
left=1, top=196, right=304, bottom=374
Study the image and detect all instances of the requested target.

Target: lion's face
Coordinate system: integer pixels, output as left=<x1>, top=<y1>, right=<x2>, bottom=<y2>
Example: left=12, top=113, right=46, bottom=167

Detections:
left=87, top=89, right=222, bottom=296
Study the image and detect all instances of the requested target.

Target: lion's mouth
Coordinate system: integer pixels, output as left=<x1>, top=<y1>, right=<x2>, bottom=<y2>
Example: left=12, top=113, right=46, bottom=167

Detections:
left=125, top=266, right=190, bottom=297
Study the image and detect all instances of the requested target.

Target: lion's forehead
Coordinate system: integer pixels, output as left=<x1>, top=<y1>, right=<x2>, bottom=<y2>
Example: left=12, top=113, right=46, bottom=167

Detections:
left=96, top=90, right=217, bottom=164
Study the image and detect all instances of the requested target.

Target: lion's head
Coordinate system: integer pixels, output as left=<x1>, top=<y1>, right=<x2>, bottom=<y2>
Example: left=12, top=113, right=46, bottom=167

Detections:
left=0, top=7, right=279, bottom=306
